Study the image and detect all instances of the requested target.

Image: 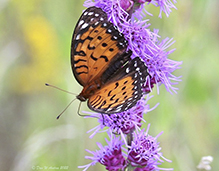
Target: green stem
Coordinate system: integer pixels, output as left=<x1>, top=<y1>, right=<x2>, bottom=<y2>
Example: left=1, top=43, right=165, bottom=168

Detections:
left=126, top=130, right=134, bottom=171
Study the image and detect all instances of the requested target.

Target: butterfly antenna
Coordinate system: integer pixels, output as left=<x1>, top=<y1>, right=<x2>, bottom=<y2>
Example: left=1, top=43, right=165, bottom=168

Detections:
left=56, top=98, right=77, bottom=119
left=45, top=83, right=77, bottom=95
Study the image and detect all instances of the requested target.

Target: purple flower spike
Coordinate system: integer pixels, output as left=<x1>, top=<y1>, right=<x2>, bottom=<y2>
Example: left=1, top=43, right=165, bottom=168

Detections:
left=134, top=0, right=177, bottom=18
left=77, top=0, right=179, bottom=170
left=100, top=97, right=150, bottom=135
left=127, top=124, right=173, bottom=170
left=120, top=0, right=134, bottom=11
left=84, top=95, right=157, bottom=137
left=136, top=0, right=152, bottom=3
left=84, top=0, right=181, bottom=94
left=150, top=0, right=177, bottom=18
left=78, top=133, right=126, bottom=171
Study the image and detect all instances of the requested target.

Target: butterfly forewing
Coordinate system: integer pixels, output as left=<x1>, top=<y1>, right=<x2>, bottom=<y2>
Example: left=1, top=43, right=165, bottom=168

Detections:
left=71, top=6, right=128, bottom=86
left=88, top=57, right=148, bottom=114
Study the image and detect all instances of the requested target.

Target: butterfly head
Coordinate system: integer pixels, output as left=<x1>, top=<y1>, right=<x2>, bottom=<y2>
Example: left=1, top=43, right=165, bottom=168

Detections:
left=76, top=94, right=87, bottom=102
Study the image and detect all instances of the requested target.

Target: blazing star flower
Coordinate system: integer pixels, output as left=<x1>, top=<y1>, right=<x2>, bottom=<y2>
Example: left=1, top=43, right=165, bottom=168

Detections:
left=78, top=1, right=178, bottom=170
left=150, top=0, right=177, bottom=18
left=133, top=0, right=177, bottom=18
left=84, top=95, right=157, bottom=138
left=79, top=125, right=172, bottom=171
left=84, top=0, right=181, bottom=94
left=127, top=124, right=173, bottom=170
left=78, top=133, right=127, bottom=171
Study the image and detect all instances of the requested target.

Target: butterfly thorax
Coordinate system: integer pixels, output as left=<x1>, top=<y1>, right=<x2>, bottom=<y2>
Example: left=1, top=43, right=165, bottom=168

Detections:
left=77, top=80, right=102, bottom=102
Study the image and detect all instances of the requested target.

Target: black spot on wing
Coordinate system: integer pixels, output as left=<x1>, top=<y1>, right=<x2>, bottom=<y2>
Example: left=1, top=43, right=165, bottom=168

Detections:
left=100, top=55, right=109, bottom=62
left=75, top=50, right=86, bottom=56
left=102, top=43, right=107, bottom=47
left=88, top=44, right=95, bottom=50
left=115, top=82, right=119, bottom=89
left=74, top=58, right=87, bottom=64
left=90, top=54, right=98, bottom=61
left=75, top=65, right=88, bottom=70
left=97, top=36, right=102, bottom=40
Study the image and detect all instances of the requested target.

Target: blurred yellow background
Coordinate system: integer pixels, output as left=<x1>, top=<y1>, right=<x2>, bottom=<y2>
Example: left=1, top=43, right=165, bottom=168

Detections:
left=0, top=0, right=218, bottom=170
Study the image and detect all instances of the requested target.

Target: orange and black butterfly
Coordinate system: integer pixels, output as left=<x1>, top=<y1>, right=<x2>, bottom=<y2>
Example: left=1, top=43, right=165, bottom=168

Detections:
left=71, top=6, right=148, bottom=114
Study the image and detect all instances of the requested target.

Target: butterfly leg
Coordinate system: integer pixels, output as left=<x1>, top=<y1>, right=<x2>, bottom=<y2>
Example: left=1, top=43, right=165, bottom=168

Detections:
left=77, top=102, right=98, bottom=118
left=77, top=101, right=86, bottom=117
left=101, top=113, right=106, bottom=126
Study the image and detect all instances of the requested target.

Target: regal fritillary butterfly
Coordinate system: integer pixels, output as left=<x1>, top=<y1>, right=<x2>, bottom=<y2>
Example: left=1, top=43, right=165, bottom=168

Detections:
left=71, top=6, right=148, bottom=114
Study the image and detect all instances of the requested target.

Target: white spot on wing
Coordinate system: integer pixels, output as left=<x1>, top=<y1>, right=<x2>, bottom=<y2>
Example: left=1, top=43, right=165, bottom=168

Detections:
left=114, top=108, right=121, bottom=112
left=88, top=12, right=94, bottom=16
left=76, top=34, right=81, bottom=40
left=81, top=23, right=89, bottom=29
left=126, top=103, right=132, bottom=109
left=134, top=61, right=137, bottom=67
left=116, top=105, right=123, bottom=109
left=134, top=73, right=138, bottom=78
left=113, top=36, right=118, bottom=40
left=78, top=20, right=84, bottom=26
left=119, top=42, right=124, bottom=46
left=106, top=108, right=112, bottom=112
left=94, top=21, right=99, bottom=25
left=103, top=23, right=107, bottom=27
left=134, top=95, right=139, bottom=99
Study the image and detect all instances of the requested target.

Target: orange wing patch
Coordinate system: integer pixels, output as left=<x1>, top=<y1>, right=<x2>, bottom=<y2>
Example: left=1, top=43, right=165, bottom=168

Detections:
left=88, top=76, right=136, bottom=113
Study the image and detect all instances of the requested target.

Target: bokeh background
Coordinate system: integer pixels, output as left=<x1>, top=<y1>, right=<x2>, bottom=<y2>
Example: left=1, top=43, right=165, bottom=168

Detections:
left=0, top=0, right=218, bottom=171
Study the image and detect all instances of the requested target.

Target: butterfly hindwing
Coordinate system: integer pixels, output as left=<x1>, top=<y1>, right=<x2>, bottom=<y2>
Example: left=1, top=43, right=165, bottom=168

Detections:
left=88, top=57, right=148, bottom=114
left=71, top=6, right=128, bottom=86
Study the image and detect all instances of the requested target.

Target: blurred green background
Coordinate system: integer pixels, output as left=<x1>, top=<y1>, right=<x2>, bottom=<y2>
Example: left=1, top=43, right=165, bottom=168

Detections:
left=0, top=0, right=218, bottom=171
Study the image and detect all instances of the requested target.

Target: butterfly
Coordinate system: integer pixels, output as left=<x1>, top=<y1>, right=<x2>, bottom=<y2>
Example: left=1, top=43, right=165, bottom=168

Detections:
left=71, top=6, right=148, bottom=114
